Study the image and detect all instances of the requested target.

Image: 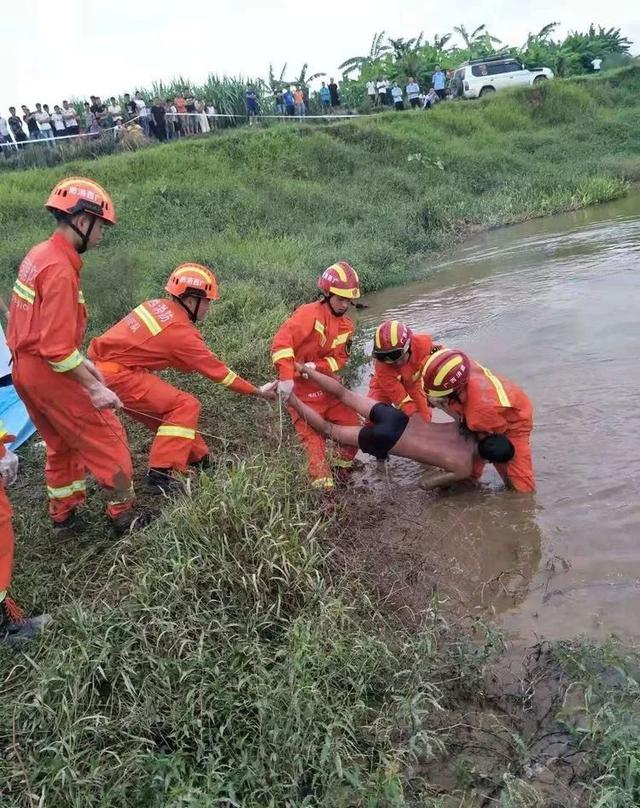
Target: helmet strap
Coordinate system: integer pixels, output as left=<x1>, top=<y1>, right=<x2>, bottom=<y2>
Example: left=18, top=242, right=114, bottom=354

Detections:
left=174, top=294, right=200, bottom=323
left=67, top=214, right=96, bottom=254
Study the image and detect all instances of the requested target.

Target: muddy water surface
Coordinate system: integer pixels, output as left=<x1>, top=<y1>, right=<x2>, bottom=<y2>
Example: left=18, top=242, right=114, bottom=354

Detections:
left=356, top=194, right=640, bottom=643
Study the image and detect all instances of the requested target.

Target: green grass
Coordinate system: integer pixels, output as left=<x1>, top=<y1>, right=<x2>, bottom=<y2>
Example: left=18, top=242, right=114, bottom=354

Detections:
left=2, top=67, right=640, bottom=806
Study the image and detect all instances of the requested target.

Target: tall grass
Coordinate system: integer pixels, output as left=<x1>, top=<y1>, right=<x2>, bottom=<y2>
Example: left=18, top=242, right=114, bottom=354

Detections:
left=0, top=458, right=481, bottom=807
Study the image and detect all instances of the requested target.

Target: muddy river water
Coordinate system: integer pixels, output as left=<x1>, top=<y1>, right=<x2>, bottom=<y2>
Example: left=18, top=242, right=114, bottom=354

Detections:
left=355, top=194, right=639, bottom=644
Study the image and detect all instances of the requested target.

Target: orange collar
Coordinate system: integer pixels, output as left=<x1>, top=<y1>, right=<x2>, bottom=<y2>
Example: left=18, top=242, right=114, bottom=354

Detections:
left=50, top=231, right=83, bottom=272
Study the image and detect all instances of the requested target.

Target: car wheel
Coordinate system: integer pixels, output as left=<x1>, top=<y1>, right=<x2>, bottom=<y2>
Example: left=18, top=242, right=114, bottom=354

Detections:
left=479, top=86, right=496, bottom=97
left=533, top=75, right=547, bottom=84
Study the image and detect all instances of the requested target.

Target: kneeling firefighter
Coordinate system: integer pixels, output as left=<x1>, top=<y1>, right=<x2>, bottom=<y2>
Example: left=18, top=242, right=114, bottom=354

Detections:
left=271, top=261, right=362, bottom=490
left=88, top=263, right=275, bottom=492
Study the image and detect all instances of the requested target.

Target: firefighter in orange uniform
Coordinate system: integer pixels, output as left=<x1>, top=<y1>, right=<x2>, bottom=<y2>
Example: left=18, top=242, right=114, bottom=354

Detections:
left=368, top=320, right=438, bottom=422
left=0, top=421, right=46, bottom=644
left=88, top=263, right=275, bottom=492
left=423, top=348, right=535, bottom=492
left=272, top=262, right=361, bottom=490
left=7, top=177, right=139, bottom=534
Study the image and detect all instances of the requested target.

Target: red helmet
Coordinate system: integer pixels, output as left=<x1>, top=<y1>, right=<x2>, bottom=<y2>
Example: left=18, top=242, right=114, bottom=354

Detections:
left=318, top=261, right=360, bottom=300
left=422, top=348, right=470, bottom=397
left=165, top=263, right=220, bottom=300
left=372, top=320, right=412, bottom=362
left=46, top=177, right=116, bottom=225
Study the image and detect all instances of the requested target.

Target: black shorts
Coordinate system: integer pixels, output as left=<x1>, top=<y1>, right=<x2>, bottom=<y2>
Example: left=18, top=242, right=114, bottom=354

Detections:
left=358, top=403, right=409, bottom=460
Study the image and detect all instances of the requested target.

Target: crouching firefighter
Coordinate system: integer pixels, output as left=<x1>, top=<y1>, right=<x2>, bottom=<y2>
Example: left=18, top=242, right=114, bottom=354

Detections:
left=271, top=261, right=362, bottom=490
left=369, top=319, right=440, bottom=422
left=88, top=263, right=275, bottom=492
left=423, top=348, right=535, bottom=492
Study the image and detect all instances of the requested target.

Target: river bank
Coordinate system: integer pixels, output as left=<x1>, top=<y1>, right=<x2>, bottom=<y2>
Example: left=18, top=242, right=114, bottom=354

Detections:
left=2, top=68, right=640, bottom=807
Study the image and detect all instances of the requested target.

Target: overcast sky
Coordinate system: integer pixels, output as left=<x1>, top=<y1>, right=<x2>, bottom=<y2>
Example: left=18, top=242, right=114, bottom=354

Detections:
left=3, top=0, right=637, bottom=107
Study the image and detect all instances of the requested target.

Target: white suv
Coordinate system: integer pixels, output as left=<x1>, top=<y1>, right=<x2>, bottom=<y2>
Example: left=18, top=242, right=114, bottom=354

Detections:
left=451, top=56, right=553, bottom=99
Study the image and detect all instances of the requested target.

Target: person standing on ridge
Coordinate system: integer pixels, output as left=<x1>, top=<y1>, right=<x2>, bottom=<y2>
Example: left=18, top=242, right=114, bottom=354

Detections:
left=271, top=262, right=361, bottom=491
left=423, top=348, right=535, bottom=492
left=88, top=263, right=276, bottom=493
left=328, top=77, right=340, bottom=109
left=7, top=177, right=141, bottom=535
left=0, top=420, right=47, bottom=645
left=432, top=64, right=447, bottom=100
left=368, top=320, right=440, bottom=422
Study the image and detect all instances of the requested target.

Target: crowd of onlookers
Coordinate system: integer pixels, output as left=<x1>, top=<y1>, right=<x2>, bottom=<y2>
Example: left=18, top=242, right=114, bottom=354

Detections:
left=0, top=91, right=228, bottom=152
left=364, top=65, right=450, bottom=110
left=0, top=70, right=448, bottom=154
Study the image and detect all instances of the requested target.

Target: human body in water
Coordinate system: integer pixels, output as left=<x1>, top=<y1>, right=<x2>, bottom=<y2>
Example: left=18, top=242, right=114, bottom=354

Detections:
left=286, top=363, right=516, bottom=491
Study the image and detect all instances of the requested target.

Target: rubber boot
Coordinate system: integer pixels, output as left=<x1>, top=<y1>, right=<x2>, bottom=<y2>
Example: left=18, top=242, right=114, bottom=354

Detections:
left=189, top=454, right=211, bottom=471
left=143, top=468, right=185, bottom=495
left=0, top=596, right=48, bottom=646
left=110, top=508, right=155, bottom=537
left=52, top=510, right=86, bottom=539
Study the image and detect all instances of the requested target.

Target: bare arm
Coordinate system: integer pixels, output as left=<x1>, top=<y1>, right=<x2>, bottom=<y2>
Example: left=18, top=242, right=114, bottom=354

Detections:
left=288, top=392, right=361, bottom=447
left=295, top=363, right=377, bottom=419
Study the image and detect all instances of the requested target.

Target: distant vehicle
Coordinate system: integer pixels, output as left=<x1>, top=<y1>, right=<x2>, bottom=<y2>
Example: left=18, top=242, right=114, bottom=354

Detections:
left=450, top=55, right=554, bottom=99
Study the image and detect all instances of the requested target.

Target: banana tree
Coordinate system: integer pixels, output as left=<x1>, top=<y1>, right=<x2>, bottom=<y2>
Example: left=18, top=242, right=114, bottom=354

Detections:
left=339, top=30, right=391, bottom=78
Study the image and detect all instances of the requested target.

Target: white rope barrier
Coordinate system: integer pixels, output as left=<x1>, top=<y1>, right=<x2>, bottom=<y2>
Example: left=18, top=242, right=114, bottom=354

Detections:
left=0, top=115, right=142, bottom=149
left=1, top=108, right=368, bottom=151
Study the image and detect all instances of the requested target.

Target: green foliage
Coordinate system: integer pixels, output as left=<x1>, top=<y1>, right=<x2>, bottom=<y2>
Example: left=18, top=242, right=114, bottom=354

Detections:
left=1, top=66, right=640, bottom=806
left=337, top=21, right=633, bottom=87
left=553, top=639, right=640, bottom=807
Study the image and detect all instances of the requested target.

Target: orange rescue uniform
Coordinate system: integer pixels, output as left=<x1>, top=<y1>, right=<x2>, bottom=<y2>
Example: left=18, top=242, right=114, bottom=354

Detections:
left=448, top=362, right=535, bottom=493
left=88, top=298, right=257, bottom=471
left=272, top=300, right=359, bottom=489
left=368, top=333, right=435, bottom=421
left=7, top=232, right=134, bottom=524
left=0, top=424, right=15, bottom=596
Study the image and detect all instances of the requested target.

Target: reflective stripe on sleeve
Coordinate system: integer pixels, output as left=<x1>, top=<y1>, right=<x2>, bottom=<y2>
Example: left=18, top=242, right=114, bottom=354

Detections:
left=13, top=279, right=35, bottom=304
left=134, top=304, right=162, bottom=336
left=272, top=347, right=295, bottom=364
left=49, top=349, right=84, bottom=373
left=47, top=479, right=87, bottom=500
left=220, top=371, right=238, bottom=387
left=326, top=357, right=339, bottom=373
left=156, top=425, right=196, bottom=440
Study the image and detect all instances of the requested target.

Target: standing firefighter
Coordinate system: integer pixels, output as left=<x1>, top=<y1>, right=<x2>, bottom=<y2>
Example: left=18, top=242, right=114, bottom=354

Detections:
left=272, top=262, right=361, bottom=490
left=7, top=177, right=139, bottom=534
left=368, top=319, right=438, bottom=422
left=423, top=348, right=535, bottom=492
left=88, top=263, right=275, bottom=492
left=0, top=421, right=46, bottom=644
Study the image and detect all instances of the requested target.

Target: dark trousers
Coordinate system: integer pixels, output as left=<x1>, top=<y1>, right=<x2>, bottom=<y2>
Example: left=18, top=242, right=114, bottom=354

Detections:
left=435, top=89, right=446, bottom=100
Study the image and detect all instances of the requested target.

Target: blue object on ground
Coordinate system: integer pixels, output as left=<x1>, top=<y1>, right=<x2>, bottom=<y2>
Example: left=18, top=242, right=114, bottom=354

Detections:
left=0, top=384, right=36, bottom=450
